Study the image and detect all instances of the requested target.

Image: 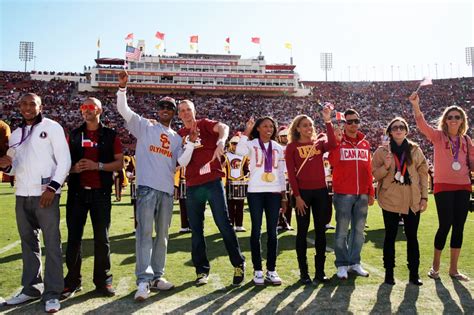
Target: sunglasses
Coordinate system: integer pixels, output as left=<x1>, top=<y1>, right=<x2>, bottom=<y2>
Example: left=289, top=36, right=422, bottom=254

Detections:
left=346, top=119, right=360, bottom=125
left=390, top=125, right=407, bottom=132
left=80, top=104, right=97, bottom=111
left=158, top=104, right=175, bottom=111
left=446, top=115, right=461, bottom=121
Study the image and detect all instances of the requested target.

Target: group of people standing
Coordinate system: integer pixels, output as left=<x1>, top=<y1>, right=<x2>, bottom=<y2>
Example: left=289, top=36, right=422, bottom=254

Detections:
left=0, top=70, right=472, bottom=312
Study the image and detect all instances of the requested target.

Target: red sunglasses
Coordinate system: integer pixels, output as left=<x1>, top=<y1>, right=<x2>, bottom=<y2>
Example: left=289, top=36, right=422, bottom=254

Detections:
left=80, top=104, right=97, bottom=111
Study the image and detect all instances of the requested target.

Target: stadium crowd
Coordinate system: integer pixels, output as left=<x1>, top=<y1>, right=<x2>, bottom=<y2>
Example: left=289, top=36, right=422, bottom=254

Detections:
left=1, top=71, right=473, bottom=160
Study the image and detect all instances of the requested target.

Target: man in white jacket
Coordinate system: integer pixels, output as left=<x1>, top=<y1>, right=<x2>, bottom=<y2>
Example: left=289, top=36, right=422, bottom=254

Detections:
left=0, top=93, right=71, bottom=313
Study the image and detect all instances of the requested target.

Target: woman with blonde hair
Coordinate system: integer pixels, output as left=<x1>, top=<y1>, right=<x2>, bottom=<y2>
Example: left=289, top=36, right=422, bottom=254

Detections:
left=285, top=107, right=337, bottom=284
left=409, top=92, right=474, bottom=281
left=372, top=117, right=428, bottom=285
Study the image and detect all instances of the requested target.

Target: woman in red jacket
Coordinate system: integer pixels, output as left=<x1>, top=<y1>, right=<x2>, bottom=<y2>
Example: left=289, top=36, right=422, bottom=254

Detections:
left=285, top=106, right=336, bottom=284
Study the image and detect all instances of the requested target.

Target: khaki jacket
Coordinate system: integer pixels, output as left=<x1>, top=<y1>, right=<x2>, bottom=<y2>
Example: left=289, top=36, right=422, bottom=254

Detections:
left=372, top=144, right=428, bottom=214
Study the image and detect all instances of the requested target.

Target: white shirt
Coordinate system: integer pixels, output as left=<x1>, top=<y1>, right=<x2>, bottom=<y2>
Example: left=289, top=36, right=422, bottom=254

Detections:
left=235, top=135, right=285, bottom=193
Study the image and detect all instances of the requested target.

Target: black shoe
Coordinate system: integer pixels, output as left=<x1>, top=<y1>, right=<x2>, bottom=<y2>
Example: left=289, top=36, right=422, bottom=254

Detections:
left=96, top=284, right=116, bottom=297
left=60, top=286, right=82, bottom=300
left=233, top=263, right=245, bottom=286
left=313, top=273, right=330, bottom=283
left=299, top=273, right=312, bottom=285
left=409, top=277, right=423, bottom=286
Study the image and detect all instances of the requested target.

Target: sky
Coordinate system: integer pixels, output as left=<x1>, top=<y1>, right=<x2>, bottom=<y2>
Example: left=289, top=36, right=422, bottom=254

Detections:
left=1, top=0, right=473, bottom=81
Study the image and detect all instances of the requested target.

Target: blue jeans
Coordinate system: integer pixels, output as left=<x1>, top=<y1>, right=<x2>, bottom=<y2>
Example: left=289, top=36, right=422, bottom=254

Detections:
left=135, top=185, right=174, bottom=284
left=333, top=193, right=369, bottom=267
left=247, top=192, right=281, bottom=271
left=186, top=179, right=245, bottom=275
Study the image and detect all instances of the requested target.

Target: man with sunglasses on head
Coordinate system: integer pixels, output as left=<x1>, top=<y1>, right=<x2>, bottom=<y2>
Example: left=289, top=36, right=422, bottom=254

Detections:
left=62, top=97, right=124, bottom=300
left=0, top=93, right=70, bottom=313
left=116, top=71, right=183, bottom=301
left=328, top=109, right=375, bottom=280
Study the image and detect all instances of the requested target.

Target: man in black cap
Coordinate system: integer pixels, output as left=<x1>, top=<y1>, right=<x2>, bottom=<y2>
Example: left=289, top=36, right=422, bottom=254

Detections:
left=116, top=71, right=183, bottom=301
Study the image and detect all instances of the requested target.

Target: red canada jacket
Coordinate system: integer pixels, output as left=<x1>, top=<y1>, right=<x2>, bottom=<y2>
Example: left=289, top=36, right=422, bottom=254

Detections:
left=328, top=131, right=375, bottom=196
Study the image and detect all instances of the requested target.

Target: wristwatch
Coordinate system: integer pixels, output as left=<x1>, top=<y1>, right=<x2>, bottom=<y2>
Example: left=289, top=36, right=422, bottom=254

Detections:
left=98, top=162, right=104, bottom=171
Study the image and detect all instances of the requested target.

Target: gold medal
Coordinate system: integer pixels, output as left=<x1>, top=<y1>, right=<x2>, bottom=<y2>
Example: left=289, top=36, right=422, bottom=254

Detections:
left=266, top=173, right=275, bottom=182
left=261, top=173, right=268, bottom=182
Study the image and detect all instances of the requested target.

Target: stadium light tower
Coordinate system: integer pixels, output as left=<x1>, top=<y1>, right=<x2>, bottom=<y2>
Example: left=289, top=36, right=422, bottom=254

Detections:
left=466, top=47, right=474, bottom=77
left=320, top=52, right=332, bottom=82
left=19, top=41, right=34, bottom=72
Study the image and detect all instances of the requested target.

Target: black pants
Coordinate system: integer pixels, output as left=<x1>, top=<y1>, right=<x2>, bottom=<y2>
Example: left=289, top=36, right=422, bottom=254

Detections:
left=382, top=209, right=420, bottom=271
left=65, top=188, right=113, bottom=289
left=434, top=190, right=470, bottom=250
left=295, top=188, right=329, bottom=273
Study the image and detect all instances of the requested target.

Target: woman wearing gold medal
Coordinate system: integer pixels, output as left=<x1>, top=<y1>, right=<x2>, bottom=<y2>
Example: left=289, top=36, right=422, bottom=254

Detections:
left=236, top=116, right=287, bottom=286
left=410, top=92, right=474, bottom=282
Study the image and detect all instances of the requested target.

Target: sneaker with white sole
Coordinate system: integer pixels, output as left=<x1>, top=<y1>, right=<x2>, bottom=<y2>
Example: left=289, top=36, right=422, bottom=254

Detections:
left=134, top=282, right=150, bottom=301
left=265, top=270, right=282, bottom=285
left=60, top=286, right=83, bottom=300
left=5, top=292, right=39, bottom=305
left=45, top=299, right=60, bottom=313
left=234, top=226, right=246, bottom=232
left=196, top=273, right=209, bottom=286
left=179, top=227, right=191, bottom=233
left=337, top=266, right=348, bottom=279
left=349, top=264, right=369, bottom=277
left=253, top=270, right=264, bottom=285
left=150, top=278, right=174, bottom=291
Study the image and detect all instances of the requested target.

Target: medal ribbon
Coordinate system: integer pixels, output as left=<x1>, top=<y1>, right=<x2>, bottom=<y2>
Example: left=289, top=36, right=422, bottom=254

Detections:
left=393, top=151, right=407, bottom=178
left=258, top=139, right=273, bottom=173
left=9, top=125, right=35, bottom=149
left=448, top=136, right=461, bottom=163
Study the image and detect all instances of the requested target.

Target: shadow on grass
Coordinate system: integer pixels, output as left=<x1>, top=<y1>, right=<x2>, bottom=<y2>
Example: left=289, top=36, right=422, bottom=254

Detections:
left=396, top=283, right=420, bottom=313
left=370, top=283, right=393, bottom=314
left=301, top=276, right=355, bottom=313
left=452, top=278, right=474, bottom=313
left=434, top=279, right=463, bottom=313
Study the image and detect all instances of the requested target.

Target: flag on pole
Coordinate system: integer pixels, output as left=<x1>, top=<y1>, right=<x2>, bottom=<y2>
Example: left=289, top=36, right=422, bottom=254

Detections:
left=155, top=31, right=165, bottom=40
left=284, top=42, right=292, bottom=50
left=419, top=76, right=432, bottom=87
left=124, top=33, right=134, bottom=41
left=251, top=37, right=260, bottom=44
left=190, top=35, right=199, bottom=43
left=97, top=38, right=101, bottom=49
left=336, top=111, right=345, bottom=121
left=415, top=76, right=433, bottom=93
left=125, top=45, right=141, bottom=61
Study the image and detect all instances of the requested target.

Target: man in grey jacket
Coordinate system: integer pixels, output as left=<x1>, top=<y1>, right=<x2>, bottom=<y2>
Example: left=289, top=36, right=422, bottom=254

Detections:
left=0, top=93, right=71, bottom=313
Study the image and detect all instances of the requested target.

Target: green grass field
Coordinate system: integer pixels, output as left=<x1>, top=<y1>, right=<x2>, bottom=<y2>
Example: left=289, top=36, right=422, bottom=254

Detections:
left=0, top=182, right=473, bottom=314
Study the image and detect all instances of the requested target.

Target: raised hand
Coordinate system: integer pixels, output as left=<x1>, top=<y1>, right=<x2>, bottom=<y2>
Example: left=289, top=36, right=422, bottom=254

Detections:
left=188, top=121, right=199, bottom=143
left=118, top=70, right=128, bottom=88
left=244, top=117, right=255, bottom=136
left=321, top=105, right=332, bottom=123
left=383, top=151, right=392, bottom=170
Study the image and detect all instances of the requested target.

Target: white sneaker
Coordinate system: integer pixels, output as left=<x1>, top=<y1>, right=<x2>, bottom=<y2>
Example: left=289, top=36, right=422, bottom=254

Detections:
left=234, top=226, right=246, bottom=232
left=45, top=299, right=60, bottom=313
left=337, top=266, right=348, bottom=279
left=150, top=278, right=174, bottom=291
left=179, top=227, right=191, bottom=233
left=265, top=270, right=282, bottom=285
left=253, top=270, right=264, bottom=285
left=349, top=264, right=369, bottom=277
left=134, top=282, right=150, bottom=301
left=5, top=292, right=39, bottom=305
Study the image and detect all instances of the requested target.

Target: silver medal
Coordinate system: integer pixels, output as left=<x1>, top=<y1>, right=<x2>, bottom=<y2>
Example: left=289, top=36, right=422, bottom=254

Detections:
left=6, top=148, right=16, bottom=159
left=452, top=161, right=461, bottom=171
left=395, top=171, right=401, bottom=181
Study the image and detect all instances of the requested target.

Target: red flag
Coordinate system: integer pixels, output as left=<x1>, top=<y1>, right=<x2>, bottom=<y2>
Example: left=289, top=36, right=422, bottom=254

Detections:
left=225, top=37, right=230, bottom=44
left=190, top=35, right=199, bottom=43
left=251, top=37, right=260, bottom=44
left=336, top=112, right=344, bottom=121
left=155, top=31, right=165, bottom=40
left=124, top=33, right=134, bottom=41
